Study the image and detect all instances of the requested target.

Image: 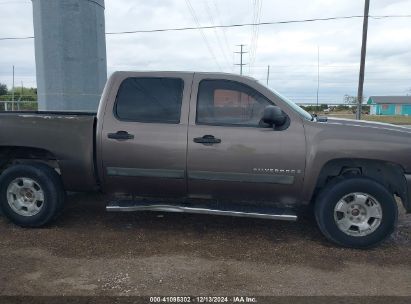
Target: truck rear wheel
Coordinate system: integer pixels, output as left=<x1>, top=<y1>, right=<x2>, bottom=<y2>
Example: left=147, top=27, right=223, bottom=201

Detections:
left=0, top=163, right=65, bottom=227
left=315, top=177, right=398, bottom=248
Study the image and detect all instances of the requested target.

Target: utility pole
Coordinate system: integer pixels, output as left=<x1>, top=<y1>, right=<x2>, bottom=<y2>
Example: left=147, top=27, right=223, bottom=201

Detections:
left=11, top=65, right=15, bottom=111
left=316, top=46, right=320, bottom=109
left=266, top=65, right=270, bottom=86
left=234, top=44, right=247, bottom=75
left=356, top=0, right=370, bottom=120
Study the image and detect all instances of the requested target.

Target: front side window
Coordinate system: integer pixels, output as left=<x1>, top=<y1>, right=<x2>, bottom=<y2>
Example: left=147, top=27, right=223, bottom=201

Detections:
left=197, top=80, right=272, bottom=127
left=115, top=77, right=184, bottom=123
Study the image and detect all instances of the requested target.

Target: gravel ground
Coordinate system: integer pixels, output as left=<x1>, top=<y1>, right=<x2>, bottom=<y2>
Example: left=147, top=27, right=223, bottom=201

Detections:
left=0, top=193, right=410, bottom=296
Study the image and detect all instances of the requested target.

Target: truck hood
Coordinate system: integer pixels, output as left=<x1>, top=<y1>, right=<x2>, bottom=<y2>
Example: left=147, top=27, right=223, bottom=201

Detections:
left=304, top=117, right=411, bottom=174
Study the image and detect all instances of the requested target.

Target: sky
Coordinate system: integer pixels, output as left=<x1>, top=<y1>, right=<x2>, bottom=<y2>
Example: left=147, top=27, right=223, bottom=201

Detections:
left=0, top=0, right=410, bottom=104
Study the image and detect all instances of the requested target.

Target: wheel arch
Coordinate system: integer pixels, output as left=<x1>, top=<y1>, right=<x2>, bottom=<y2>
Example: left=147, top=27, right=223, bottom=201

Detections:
left=311, top=158, right=409, bottom=211
left=0, top=146, right=60, bottom=175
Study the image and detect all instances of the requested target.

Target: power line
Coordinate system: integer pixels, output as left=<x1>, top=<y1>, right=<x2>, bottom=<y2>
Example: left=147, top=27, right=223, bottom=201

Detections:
left=184, top=0, right=222, bottom=71
left=212, top=0, right=233, bottom=69
left=250, top=64, right=411, bottom=68
left=249, top=0, right=258, bottom=72
left=1, top=14, right=411, bottom=41
left=0, top=36, right=34, bottom=41
left=260, top=78, right=411, bottom=82
left=104, top=15, right=411, bottom=33
left=204, top=0, right=231, bottom=70
left=249, top=0, right=263, bottom=72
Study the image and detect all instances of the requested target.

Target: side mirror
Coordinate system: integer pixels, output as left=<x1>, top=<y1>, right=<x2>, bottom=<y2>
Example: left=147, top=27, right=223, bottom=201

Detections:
left=262, top=105, right=287, bottom=128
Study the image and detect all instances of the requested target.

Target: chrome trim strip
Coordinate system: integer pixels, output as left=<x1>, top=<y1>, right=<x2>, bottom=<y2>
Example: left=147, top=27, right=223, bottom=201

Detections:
left=107, top=167, right=185, bottom=179
left=188, top=171, right=295, bottom=185
left=106, top=204, right=298, bottom=221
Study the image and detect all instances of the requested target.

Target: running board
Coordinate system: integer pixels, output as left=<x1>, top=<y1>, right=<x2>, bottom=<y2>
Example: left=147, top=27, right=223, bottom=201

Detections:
left=106, top=200, right=298, bottom=221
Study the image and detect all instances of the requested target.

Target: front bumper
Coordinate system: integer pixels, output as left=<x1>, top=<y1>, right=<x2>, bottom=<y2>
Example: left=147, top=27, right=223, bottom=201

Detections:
left=405, top=174, right=411, bottom=213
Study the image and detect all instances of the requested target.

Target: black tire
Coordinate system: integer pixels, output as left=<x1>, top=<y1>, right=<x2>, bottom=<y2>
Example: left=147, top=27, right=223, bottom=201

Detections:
left=0, top=163, right=65, bottom=227
left=315, top=177, right=398, bottom=248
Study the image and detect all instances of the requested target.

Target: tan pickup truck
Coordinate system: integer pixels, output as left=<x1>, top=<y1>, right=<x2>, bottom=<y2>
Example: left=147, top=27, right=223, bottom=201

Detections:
left=0, top=71, right=410, bottom=248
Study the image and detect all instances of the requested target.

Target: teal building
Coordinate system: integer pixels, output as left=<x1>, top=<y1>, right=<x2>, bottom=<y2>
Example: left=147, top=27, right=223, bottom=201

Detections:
left=368, top=96, right=411, bottom=116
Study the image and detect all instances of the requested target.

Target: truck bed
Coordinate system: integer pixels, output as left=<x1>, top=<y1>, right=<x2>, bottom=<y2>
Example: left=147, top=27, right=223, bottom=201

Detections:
left=0, top=111, right=98, bottom=191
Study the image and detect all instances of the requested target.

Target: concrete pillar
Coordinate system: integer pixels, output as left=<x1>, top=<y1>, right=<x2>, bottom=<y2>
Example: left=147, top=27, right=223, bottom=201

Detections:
left=32, top=0, right=107, bottom=111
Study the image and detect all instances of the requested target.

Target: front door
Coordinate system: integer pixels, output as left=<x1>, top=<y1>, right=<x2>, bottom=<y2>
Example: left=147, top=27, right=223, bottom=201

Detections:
left=187, top=74, right=306, bottom=206
left=100, top=72, right=193, bottom=198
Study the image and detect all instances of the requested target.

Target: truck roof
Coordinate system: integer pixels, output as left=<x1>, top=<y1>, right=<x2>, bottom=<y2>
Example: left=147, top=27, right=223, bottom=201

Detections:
left=111, top=71, right=258, bottom=82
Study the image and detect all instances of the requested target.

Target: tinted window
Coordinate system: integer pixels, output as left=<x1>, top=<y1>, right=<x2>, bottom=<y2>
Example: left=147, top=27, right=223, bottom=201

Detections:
left=115, top=77, right=184, bottom=123
left=197, top=80, right=272, bottom=126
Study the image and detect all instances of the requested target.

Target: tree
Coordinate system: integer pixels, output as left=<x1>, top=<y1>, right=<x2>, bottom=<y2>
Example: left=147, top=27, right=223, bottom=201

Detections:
left=344, top=94, right=367, bottom=104
left=343, top=94, right=358, bottom=104
left=0, top=83, right=7, bottom=96
left=0, top=86, right=37, bottom=102
left=320, top=104, right=329, bottom=110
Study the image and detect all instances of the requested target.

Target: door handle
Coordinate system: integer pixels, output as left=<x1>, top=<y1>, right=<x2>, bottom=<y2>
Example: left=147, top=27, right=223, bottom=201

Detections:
left=107, top=131, right=134, bottom=140
left=193, top=135, right=221, bottom=145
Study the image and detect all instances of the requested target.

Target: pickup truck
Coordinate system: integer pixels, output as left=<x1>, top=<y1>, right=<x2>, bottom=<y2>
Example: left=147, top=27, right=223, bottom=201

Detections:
left=0, top=71, right=410, bottom=248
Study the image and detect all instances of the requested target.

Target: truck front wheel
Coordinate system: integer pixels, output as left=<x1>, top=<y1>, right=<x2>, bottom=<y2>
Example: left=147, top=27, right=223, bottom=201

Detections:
left=0, top=163, right=65, bottom=227
left=315, top=177, right=398, bottom=248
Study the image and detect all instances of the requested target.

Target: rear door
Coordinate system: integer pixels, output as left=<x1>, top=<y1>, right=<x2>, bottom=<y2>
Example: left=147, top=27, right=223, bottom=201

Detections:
left=100, top=72, right=193, bottom=198
left=187, top=73, right=306, bottom=206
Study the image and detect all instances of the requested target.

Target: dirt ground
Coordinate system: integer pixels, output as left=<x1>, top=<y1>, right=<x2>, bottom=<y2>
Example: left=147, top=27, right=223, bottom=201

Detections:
left=0, top=193, right=410, bottom=297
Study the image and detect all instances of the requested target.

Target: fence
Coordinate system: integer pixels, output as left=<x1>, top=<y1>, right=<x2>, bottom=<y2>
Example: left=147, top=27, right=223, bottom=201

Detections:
left=0, top=100, right=38, bottom=111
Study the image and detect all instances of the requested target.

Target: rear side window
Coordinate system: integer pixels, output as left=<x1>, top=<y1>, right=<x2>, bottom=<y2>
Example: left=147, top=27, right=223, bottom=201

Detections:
left=115, top=77, right=184, bottom=123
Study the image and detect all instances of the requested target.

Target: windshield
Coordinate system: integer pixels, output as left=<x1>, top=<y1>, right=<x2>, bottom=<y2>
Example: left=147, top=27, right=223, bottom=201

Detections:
left=267, top=87, right=313, bottom=121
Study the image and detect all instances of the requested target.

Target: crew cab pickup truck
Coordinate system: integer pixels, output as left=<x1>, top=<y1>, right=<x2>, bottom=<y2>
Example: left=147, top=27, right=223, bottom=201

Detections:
left=1, top=71, right=410, bottom=248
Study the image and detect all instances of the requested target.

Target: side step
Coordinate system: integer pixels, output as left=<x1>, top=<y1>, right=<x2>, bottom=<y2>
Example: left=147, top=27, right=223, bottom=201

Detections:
left=106, top=200, right=298, bottom=221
